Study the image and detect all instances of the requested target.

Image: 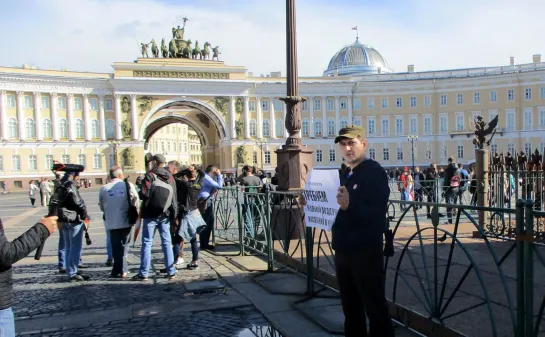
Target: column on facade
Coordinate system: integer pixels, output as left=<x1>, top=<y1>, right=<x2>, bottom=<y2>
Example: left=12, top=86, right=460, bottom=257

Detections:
left=16, top=91, right=24, bottom=139
left=0, top=90, right=7, bottom=140
left=33, top=92, right=42, bottom=140
left=83, top=94, right=91, bottom=141
left=114, top=94, right=122, bottom=140
left=348, top=96, right=353, bottom=126
left=67, top=93, right=75, bottom=141
left=50, top=93, right=59, bottom=141
left=335, top=96, right=341, bottom=135
left=321, top=96, right=327, bottom=138
left=256, top=97, right=263, bottom=139
left=229, top=96, right=236, bottom=139
left=98, top=95, right=106, bottom=141
left=130, top=94, right=138, bottom=140
left=309, top=96, right=315, bottom=138
left=269, top=97, right=276, bottom=139
left=243, top=96, right=250, bottom=139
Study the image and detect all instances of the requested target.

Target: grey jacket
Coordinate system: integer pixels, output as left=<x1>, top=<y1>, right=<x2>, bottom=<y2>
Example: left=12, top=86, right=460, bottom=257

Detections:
left=99, top=179, right=140, bottom=230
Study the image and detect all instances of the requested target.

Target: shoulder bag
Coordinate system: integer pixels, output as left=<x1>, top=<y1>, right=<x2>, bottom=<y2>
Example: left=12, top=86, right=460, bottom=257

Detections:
left=125, top=179, right=139, bottom=226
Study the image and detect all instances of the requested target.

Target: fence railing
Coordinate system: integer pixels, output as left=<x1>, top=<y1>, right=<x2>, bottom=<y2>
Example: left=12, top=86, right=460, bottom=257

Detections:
left=212, top=186, right=545, bottom=336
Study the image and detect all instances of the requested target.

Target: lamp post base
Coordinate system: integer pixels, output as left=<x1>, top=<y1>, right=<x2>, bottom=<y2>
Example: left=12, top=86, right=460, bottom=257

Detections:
left=275, top=146, right=313, bottom=191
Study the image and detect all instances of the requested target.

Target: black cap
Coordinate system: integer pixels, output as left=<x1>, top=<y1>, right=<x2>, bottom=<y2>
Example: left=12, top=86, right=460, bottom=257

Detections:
left=334, top=125, right=365, bottom=144
left=152, top=154, right=166, bottom=164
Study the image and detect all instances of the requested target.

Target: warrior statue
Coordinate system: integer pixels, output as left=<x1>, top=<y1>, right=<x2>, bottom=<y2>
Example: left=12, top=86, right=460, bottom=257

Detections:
left=161, top=38, right=168, bottom=58
left=492, top=151, right=501, bottom=170
left=121, top=120, right=131, bottom=139
left=212, top=46, right=221, bottom=61
left=172, top=25, right=185, bottom=40
left=123, top=148, right=135, bottom=167
left=505, top=152, right=514, bottom=170
left=150, top=39, right=159, bottom=58
left=531, top=148, right=543, bottom=169
left=121, top=97, right=130, bottom=114
left=200, top=42, right=211, bottom=60
left=192, top=41, right=201, bottom=59
left=140, top=42, right=151, bottom=58
left=517, top=150, right=528, bottom=171
left=473, top=115, right=499, bottom=149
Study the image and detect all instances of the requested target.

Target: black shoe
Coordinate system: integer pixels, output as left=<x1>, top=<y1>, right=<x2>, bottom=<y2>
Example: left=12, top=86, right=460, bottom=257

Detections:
left=78, top=264, right=89, bottom=269
left=106, top=259, right=113, bottom=267
left=132, top=274, right=149, bottom=281
left=187, top=263, right=199, bottom=270
left=159, top=268, right=167, bottom=273
left=59, top=268, right=66, bottom=274
left=201, top=244, right=215, bottom=250
left=427, top=214, right=431, bottom=219
left=70, top=274, right=90, bottom=282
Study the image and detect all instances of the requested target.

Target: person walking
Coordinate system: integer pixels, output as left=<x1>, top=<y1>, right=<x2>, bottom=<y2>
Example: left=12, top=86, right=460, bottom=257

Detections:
left=28, top=181, right=39, bottom=208
left=330, top=126, right=395, bottom=337
left=413, top=167, right=425, bottom=208
left=443, top=157, right=461, bottom=226
left=99, top=166, right=140, bottom=278
left=133, top=154, right=178, bottom=281
left=39, top=178, right=45, bottom=207
left=197, top=165, right=223, bottom=250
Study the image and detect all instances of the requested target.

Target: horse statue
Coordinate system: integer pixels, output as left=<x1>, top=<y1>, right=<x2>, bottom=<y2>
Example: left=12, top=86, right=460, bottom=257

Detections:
left=192, top=41, right=201, bottom=59
left=150, top=39, right=159, bottom=58
left=200, top=42, right=211, bottom=60
left=169, top=38, right=178, bottom=58
left=161, top=38, right=168, bottom=58
left=182, top=40, right=192, bottom=58
left=212, top=46, right=221, bottom=61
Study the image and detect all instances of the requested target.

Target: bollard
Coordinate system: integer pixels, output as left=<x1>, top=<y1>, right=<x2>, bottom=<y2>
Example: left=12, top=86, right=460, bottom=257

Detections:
left=476, top=149, right=490, bottom=230
left=524, top=199, right=535, bottom=336
left=515, top=199, right=525, bottom=337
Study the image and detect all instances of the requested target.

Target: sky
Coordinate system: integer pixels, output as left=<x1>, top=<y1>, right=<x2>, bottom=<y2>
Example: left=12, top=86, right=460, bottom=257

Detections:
left=1, top=0, right=545, bottom=77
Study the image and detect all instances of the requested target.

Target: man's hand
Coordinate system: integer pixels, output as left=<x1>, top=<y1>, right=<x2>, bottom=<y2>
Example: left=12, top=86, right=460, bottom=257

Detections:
left=40, top=216, right=58, bottom=235
left=83, top=218, right=90, bottom=229
left=298, top=194, right=307, bottom=207
left=214, top=168, right=222, bottom=176
left=337, top=186, right=350, bottom=211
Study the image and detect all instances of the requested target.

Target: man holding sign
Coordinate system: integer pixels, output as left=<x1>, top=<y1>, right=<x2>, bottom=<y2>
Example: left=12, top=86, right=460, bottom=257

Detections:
left=333, top=126, right=394, bottom=337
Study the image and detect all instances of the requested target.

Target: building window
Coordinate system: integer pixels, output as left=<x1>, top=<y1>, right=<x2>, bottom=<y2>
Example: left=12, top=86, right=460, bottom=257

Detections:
left=302, top=118, right=309, bottom=136
left=424, top=95, right=431, bottom=107
left=539, top=109, right=545, bottom=128
left=506, top=110, right=516, bottom=131
left=58, top=97, right=67, bottom=109
left=491, top=144, right=498, bottom=154
left=457, top=145, right=464, bottom=159
left=91, top=120, right=99, bottom=138
left=508, top=143, right=515, bottom=155
left=263, top=119, right=270, bottom=137
left=507, top=89, right=515, bottom=101
left=353, top=99, right=361, bottom=110
left=329, top=149, right=336, bottom=162
left=302, top=100, right=308, bottom=111
left=456, top=114, right=464, bottom=131
left=24, top=95, right=33, bottom=108
left=316, top=150, right=323, bottom=162
left=41, top=96, right=50, bottom=109
left=457, top=93, right=463, bottom=105
left=490, top=90, right=497, bottom=103
left=525, top=142, right=532, bottom=155
left=274, top=100, right=282, bottom=112
left=340, top=118, right=348, bottom=129
left=275, top=118, right=283, bottom=138
left=45, top=155, right=53, bottom=170
left=252, top=152, right=258, bottom=164
left=264, top=151, right=271, bottom=164
left=440, top=94, right=447, bottom=106
left=105, top=98, right=113, bottom=111
left=439, top=115, right=448, bottom=134
left=93, top=154, right=101, bottom=169
left=381, top=97, right=388, bottom=109
left=410, top=116, right=417, bottom=134
left=367, top=118, right=376, bottom=135
left=7, top=94, right=15, bottom=108
left=474, top=92, right=480, bottom=104
left=395, top=97, right=403, bottom=108
left=25, top=118, right=35, bottom=138
left=249, top=119, right=257, bottom=136
left=369, top=148, right=376, bottom=160
left=410, top=96, right=416, bottom=108
left=367, top=98, right=375, bottom=109
left=314, top=99, right=321, bottom=110
left=315, top=119, right=322, bottom=136
left=28, top=155, right=37, bottom=171
left=77, top=154, right=86, bottom=166
left=327, top=119, right=335, bottom=136
left=75, top=119, right=84, bottom=138
left=395, top=117, right=403, bottom=135
left=383, top=148, right=389, bottom=161
left=424, top=116, right=432, bottom=135
left=12, top=155, right=21, bottom=171
left=327, top=99, right=334, bottom=110
left=7, top=117, right=17, bottom=138
left=340, top=98, right=347, bottom=110
left=74, top=97, right=82, bottom=110
left=90, top=98, right=98, bottom=111
left=524, top=109, right=533, bottom=130
left=0, top=155, right=3, bottom=171
left=541, top=87, right=545, bottom=99
left=381, top=118, right=390, bottom=135
left=262, top=100, right=269, bottom=111
left=106, top=119, right=115, bottom=139
left=249, top=101, right=255, bottom=111
left=525, top=88, right=532, bottom=100
left=395, top=147, right=403, bottom=161
left=353, top=118, right=362, bottom=127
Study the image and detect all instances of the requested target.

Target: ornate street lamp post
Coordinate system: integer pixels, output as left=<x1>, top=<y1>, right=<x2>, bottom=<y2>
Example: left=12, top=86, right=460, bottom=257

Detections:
left=108, top=140, right=120, bottom=166
left=407, top=135, right=418, bottom=172
left=255, top=138, right=268, bottom=169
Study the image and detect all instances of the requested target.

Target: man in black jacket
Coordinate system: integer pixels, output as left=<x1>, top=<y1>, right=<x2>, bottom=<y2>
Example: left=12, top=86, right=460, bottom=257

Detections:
left=443, top=157, right=461, bottom=225
left=0, top=216, right=57, bottom=335
left=332, top=126, right=394, bottom=337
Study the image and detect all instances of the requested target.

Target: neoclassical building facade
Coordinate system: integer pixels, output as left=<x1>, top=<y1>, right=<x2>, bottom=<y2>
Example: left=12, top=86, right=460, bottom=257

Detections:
left=1, top=39, right=545, bottom=188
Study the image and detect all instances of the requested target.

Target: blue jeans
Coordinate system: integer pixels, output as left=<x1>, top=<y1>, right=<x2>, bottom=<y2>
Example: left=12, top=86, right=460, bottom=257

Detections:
left=104, top=221, right=112, bottom=260
left=139, top=218, right=175, bottom=277
left=58, top=230, right=65, bottom=269
left=61, top=222, right=84, bottom=277
left=0, top=307, right=14, bottom=337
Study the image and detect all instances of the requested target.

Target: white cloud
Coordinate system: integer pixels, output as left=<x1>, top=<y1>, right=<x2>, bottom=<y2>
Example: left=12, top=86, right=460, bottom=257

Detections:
left=0, top=0, right=544, bottom=76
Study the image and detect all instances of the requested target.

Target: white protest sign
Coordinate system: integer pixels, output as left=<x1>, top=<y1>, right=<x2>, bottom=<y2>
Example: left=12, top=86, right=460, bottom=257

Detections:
left=302, top=169, right=340, bottom=231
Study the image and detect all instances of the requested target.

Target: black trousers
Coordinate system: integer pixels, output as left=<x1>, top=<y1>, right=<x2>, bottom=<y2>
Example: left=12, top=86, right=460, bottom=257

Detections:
left=199, top=199, right=214, bottom=247
left=334, top=248, right=394, bottom=337
left=109, top=227, right=132, bottom=276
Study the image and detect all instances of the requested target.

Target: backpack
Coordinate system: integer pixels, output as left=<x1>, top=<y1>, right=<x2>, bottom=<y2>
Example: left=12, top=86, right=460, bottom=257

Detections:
left=144, top=173, right=174, bottom=216
left=459, top=170, right=469, bottom=187
left=450, top=170, right=461, bottom=188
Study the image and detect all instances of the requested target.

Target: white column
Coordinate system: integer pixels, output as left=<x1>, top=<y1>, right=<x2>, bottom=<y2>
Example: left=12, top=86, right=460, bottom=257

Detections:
left=335, top=96, right=341, bottom=135
left=321, top=96, right=327, bottom=138
left=256, top=97, right=263, bottom=138
left=348, top=96, right=353, bottom=126
left=67, top=93, right=75, bottom=141
left=16, top=91, right=24, bottom=139
left=0, top=90, right=7, bottom=140
left=130, top=94, right=138, bottom=140
left=114, top=94, right=122, bottom=140
left=269, top=98, right=276, bottom=139
left=243, top=96, right=250, bottom=139
left=309, top=96, right=315, bottom=138
left=229, top=96, right=236, bottom=139
left=98, top=95, right=106, bottom=141
left=50, top=93, right=59, bottom=141
left=83, top=94, right=91, bottom=141
left=33, top=92, right=42, bottom=140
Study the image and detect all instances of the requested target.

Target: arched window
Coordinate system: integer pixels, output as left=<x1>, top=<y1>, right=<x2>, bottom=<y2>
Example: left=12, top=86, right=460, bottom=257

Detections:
left=302, top=118, right=309, bottom=136
left=59, top=119, right=68, bottom=138
left=8, top=117, right=18, bottom=138
left=25, top=118, right=35, bottom=139
left=314, top=119, right=322, bottom=137
left=327, top=119, right=335, bottom=136
left=42, top=119, right=52, bottom=139
left=340, top=118, right=348, bottom=129
left=106, top=119, right=115, bottom=139
left=75, top=119, right=84, bottom=138
left=275, top=118, right=283, bottom=138
left=249, top=119, right=257, bottom=137
left=91, top=119, right=99, bottom=138
left=263, top=119, right=270, bottom=137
